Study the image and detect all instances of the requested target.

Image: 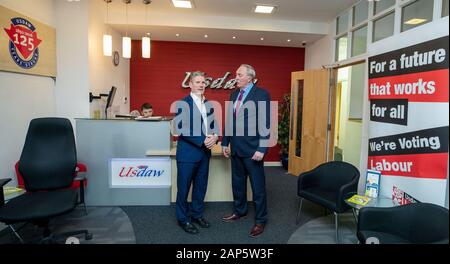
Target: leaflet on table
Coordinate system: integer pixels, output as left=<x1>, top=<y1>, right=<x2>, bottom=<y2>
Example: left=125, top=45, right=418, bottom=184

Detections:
left=365, top=170, right=381, bottom=198
left=3, top=186, right=24, bottom=196
left=347, top=195, right=372, bottom=206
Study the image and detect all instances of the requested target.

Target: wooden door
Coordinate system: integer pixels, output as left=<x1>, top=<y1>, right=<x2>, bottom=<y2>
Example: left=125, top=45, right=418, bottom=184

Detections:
left=288, top=69, right=336, bottom=176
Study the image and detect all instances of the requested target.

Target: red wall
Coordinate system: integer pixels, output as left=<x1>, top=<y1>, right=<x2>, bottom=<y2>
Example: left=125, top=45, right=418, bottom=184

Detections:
left=130, top=40, right=305, bottom=162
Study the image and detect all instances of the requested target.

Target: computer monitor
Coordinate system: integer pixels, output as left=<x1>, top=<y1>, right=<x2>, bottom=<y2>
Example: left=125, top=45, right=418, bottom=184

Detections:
left=105, top=86, right=117, bottom=119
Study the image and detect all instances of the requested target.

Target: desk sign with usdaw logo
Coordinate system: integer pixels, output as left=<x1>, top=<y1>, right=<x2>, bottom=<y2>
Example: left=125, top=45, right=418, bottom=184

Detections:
left=0, top=5, right=56, bottom=77
left=110, top=158, right=171, bottom=188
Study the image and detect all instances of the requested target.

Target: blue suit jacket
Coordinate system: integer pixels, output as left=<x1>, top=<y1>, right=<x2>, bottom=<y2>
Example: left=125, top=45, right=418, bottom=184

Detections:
left=222, top=85, right=271, bottom=157
left=175, top=95, right=218, bottom=162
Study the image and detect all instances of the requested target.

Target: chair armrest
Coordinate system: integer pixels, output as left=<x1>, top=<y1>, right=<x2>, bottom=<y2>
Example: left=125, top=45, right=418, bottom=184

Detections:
left=337, top=176, right=359, bottom=210
left=74, top=163, right=87, bottom=187
left=357, top=206, right=411, bottom=239
left=76, top=163, right=87, bottom=173
left=297, top=168, right=320, bottom=192
left=0, top=178, right=11, bottom=187
left=74, top=174, right=86, bottom=181
left=0, top=178, right=12, bottom=206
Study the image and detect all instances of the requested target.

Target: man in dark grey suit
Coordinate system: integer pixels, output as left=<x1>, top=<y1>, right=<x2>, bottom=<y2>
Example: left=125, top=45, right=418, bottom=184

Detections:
left=221, top=64, right=271, bottom=238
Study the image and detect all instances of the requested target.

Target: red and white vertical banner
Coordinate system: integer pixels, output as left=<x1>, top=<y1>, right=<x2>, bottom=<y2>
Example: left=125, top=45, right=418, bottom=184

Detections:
left=368, top=36, right=449, bottom=206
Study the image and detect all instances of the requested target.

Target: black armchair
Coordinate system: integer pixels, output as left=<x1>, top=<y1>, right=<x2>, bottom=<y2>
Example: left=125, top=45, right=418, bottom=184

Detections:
left=357, top=202, right=449, bottom=244
left=296, top=161, right=360, bottom=243
left=0, top=118, right=92, bottom=243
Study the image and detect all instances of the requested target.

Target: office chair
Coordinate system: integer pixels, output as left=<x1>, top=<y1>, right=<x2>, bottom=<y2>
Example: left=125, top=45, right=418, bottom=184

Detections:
left=0, top=118, right=92, bottom=243
left=296, top=161, right=360, bottom=243
left=357, top=202, right=449, bottom=244
left=15, top=161, right=88, bottom=215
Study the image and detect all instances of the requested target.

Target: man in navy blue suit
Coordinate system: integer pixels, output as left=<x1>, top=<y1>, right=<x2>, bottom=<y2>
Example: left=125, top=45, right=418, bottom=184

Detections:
left=174, top=71, right=218, bottom=235
left=221, top=64, right=271, bottom=238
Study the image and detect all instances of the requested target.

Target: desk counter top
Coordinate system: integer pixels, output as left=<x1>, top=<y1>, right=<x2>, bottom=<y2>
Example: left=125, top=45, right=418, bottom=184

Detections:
left=146, top=142, right=224, bottom=157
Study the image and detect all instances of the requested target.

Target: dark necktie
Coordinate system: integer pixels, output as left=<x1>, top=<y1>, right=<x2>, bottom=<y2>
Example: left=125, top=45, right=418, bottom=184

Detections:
left=234, top=90, right=245, bottom=117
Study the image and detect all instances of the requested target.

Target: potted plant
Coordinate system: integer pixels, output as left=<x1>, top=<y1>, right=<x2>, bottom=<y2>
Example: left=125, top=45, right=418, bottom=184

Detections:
left=278, top=94, right=290, bottom=170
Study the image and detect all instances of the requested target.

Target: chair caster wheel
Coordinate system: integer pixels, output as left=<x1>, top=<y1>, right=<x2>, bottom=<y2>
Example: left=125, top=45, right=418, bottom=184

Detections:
left=85, top=233, right=93, bottom=240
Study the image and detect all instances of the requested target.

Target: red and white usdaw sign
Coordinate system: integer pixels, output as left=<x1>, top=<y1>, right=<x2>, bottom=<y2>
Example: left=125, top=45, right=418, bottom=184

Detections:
left=368, top=36, right=449, bottom=206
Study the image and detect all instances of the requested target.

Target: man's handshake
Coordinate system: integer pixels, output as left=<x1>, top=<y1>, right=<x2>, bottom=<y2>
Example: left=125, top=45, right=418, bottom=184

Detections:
left=204, top=134, right=218, bottom=149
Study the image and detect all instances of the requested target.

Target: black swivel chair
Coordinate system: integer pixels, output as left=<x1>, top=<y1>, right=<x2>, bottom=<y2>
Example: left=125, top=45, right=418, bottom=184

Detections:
left=357, top=202, right=449, bottom=244
left=0, top=118, right=92, bottom=243
left=296, top=161, right=360, bottom=243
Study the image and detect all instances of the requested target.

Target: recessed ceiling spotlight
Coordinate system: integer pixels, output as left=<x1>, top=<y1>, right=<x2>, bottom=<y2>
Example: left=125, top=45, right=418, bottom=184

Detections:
left=204, top=34, right=208, bottom=38
left=287, top=39, right=291, bottom=42
left=232, top=36, right=236, bottom=39
left=254, top=5, right=276, bottom=14
left=172, top=0, right=193, bottom=8
left=175, top=33, right=180, bottom=37
left=260, top=37, right=264, bottom=41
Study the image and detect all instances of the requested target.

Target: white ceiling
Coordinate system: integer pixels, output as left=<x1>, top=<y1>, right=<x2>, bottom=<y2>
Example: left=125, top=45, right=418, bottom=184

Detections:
left=105, top=0, right=359, bottom=47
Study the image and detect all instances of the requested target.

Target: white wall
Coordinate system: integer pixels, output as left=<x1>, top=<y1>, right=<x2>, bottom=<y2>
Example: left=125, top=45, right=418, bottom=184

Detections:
left=88, top=0, right=130, bottom=117
left=0, top=0, right=55, bottom=26
left=0, top=0, right=131, bottom=187
left=336, top=67, right=362, bottom=170
left=304, top=21, right=334, bottom=69
left=54, top=0, right=90, bottom=122
left=0, top=0, right=56, bottom=187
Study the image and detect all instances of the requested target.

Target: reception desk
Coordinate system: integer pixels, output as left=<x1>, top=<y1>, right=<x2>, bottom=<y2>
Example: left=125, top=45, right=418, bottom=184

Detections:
left=76, top=118, right=251, bottom=206
left=76, top=118, right=172, bottom=206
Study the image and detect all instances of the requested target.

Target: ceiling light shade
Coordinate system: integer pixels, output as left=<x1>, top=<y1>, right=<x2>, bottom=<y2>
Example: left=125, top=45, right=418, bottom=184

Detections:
left=103, top=0, right=112, bottom=56
left=254, top=5, right=275, bottom=14
left=122, top=37, right=131, bottom=58
left=142, top=36, right=151, bottom=58
left=103, top=34, right=112, bottom=56
left=172, top=0, right=192, bottom=8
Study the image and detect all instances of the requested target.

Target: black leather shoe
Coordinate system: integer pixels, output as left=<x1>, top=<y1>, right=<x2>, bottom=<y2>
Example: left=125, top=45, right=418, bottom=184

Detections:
left=193, top=217, right=210, bottom=228
left=179, top=222, right=199, bottom=234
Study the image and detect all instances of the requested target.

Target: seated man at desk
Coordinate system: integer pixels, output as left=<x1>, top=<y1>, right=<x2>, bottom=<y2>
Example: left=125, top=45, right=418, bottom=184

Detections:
left=141, top=103, right=153, bottom=117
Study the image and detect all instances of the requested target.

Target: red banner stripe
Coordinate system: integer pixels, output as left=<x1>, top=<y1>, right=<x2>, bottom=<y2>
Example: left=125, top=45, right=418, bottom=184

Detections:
left=367, top=152, right=449, bottom=179
left=368, top=69, right=449, bottom=102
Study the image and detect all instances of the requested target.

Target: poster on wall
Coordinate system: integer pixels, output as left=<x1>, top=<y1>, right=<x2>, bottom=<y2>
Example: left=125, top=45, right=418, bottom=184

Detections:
left=367, top=36, right=449, bottom=206
left=0, top=5, right=56, bottom=77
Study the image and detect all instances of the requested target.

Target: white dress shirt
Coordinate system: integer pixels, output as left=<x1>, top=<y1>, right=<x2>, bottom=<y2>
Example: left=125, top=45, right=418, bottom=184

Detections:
left=190, top=92, right=209, bottom=135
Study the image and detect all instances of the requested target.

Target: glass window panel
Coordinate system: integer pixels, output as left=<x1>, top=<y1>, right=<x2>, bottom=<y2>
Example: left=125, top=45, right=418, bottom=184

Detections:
left=401, top=0, right=433, bottom=32
left=295, top=80, right=304, bottom=158
left=443, top=0, right=449, bottom=17
left=336, top=12, right=349, bottom=35
left=349, top=63, right=365, bottom=119
left=352, top=25, right=367, bottom=56
left=336, top=35, right=348, bottom=61
left=374, top=0, right=395, bottom=15
left=353, top=0, right=369, bottom=26
left=373, top=12, right=394, bottom=42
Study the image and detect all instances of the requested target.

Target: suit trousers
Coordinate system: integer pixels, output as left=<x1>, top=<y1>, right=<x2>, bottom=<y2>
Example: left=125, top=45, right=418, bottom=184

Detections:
left=176, top=154, right=210, bottom=224
left=231, top=155, right=268, bottom=224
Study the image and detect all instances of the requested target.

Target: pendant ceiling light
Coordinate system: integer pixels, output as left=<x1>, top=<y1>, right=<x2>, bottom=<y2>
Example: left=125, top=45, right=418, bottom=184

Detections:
left=122, top=0, right=131, bottom=59
left=142, top=0, right=151, bottom=59
left=103, top=0, right=112, bottom=56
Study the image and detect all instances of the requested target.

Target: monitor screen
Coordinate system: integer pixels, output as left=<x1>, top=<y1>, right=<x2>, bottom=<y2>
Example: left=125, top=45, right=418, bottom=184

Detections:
left=106, top=86, right=117, bottom=110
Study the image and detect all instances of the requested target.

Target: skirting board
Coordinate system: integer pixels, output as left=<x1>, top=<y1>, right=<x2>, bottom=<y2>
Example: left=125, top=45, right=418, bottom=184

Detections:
left=264, top=161, right=282, bottom=167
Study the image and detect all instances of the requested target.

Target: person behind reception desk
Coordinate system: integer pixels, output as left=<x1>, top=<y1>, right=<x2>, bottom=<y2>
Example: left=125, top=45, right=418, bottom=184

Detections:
left=174, top=71, right=218, bottom=235
left=221, top=64, right=271, bottom=238
left=141, top=103, right=153, bottom=117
